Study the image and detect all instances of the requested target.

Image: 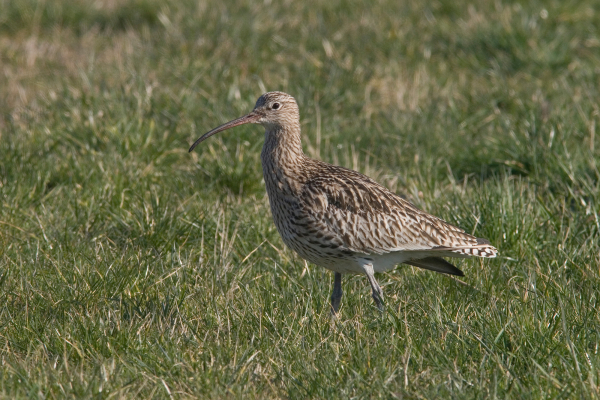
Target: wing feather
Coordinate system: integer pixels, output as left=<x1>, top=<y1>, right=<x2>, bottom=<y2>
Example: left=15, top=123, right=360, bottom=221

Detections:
left=300, top=164, right=482, bottom=255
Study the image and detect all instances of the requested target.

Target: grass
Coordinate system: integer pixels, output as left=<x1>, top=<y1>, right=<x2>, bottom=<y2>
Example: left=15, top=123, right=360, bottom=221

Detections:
left=1, top=0, right=600, bottom=397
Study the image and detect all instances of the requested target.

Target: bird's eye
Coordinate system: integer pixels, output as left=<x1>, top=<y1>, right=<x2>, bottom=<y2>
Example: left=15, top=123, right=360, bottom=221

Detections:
left=272, top=103, right=280, bottom=110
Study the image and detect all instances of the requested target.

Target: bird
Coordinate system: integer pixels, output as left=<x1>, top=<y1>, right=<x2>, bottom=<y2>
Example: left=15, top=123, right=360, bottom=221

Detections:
left=189, top=91, right=497, bottom=314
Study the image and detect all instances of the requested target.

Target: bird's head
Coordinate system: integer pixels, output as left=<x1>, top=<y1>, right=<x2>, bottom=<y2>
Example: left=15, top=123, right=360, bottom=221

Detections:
left=189, top=91, right=299, bottom=152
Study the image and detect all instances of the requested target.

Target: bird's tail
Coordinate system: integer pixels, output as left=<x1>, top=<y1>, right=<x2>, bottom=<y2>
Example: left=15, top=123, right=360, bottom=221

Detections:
left=447, top=237, right=498, bottom=258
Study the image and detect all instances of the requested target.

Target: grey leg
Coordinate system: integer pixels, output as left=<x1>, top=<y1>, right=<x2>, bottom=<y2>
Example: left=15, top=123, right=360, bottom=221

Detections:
left=330, top=272, right=343, bottom=315
left=363, top=263, right=384, bottom=311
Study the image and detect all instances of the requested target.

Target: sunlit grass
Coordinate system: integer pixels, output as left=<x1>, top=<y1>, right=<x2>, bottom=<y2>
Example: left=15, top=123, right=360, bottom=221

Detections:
left=1, top=0, right=599, bottom=398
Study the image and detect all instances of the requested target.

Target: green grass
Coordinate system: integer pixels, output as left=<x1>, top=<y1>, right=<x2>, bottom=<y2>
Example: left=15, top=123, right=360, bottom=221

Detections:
left=1, top=0, right=600, bottom=398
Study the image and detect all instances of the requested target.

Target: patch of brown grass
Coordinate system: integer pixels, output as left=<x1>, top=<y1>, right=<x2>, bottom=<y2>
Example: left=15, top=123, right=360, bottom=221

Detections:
left=0, top=26, right=146, bottom=129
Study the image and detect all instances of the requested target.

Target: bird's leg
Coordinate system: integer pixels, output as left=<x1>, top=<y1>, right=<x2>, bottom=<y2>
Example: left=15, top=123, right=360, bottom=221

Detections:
left=363, top=263, right=384, bottom=311
left=330, top=272, right=343, bottom=315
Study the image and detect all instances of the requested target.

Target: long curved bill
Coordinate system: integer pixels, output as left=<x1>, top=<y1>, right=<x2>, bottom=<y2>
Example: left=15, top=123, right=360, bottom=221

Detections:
left=189, top=112, right=260, bottom=152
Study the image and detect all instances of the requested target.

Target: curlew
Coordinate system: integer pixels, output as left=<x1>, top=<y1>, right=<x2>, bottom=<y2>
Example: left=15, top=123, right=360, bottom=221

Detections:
left=189, top=92, right=497, bottom=313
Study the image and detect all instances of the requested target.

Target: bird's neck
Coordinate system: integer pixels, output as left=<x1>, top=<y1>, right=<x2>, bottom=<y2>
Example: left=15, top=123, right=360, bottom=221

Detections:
left=261, top=125, right=307, bottom=193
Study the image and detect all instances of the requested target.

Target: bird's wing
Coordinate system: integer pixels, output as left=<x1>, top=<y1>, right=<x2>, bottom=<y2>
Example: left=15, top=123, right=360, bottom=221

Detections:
left=300, top=165, right=487, bottom=256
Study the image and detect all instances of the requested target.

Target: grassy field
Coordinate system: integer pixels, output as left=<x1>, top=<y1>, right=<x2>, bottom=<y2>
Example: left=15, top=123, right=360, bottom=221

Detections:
left=1, top=0, right=600, bottom=398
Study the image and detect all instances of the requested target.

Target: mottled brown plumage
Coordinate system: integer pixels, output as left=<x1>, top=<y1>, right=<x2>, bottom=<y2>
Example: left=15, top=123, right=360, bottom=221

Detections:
left=190, top=92, right=497, bottom=313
